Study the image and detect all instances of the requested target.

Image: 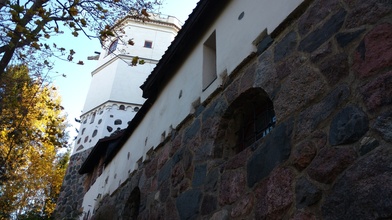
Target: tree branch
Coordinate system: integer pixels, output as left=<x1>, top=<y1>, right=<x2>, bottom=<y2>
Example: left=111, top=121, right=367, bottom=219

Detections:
left=0, top=0, right=47, bottom=75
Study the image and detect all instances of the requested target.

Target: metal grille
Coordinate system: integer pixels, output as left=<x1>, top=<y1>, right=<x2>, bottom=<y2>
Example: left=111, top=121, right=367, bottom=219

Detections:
left=237, top=102, right=276, bottom=151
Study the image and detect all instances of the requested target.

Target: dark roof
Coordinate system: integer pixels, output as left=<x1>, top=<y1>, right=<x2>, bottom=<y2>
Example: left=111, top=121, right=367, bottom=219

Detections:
left=79, top=130, right=125, bottom=174
left=140, top=0, right=228, bottom=99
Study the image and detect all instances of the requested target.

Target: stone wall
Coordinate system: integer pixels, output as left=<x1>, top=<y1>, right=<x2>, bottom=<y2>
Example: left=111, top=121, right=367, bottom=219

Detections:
left=55, top=149, right=92, bottom=219
left=73, top=0, right=392, bottom=219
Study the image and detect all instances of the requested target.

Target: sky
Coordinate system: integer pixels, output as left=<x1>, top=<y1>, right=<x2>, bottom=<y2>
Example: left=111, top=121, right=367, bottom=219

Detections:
left=52, top=0, right=199, bottom=147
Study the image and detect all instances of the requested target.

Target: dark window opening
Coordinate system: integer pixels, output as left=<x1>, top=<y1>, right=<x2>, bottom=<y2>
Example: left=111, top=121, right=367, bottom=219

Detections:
left=92, top=129, right=98, bottom=137
left=144, top=41, right=152, bottom=48
left=119, top=105, right=125, bottom=110
left=216, top=88, right=276, bottom=158
left=108, top=39, right=118, bottom=54
left=84, top=136, right=89, bottom=143
left=237, top=100, right=276, bottom=152
left=122, top=187, right=141, bottom=219
left=203, top=31, right=217, bottom=90
left=114, top=119, right=122, bottom=125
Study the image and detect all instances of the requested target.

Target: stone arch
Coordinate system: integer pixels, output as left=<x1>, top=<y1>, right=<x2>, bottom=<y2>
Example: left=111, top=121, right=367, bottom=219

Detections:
left=215, top=87, right=276, bottom=159
left=122, top=187, right=141, bottom=219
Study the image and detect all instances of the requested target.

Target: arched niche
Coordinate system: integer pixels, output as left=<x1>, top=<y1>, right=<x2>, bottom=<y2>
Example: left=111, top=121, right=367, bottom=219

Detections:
left=122, top=187, right=141, bottom=219
left=215, top=88, right=276, bottom=159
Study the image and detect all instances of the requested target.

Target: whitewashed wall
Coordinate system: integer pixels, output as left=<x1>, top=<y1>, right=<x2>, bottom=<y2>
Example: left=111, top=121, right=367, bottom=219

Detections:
left=81, top=0, right=304, bottom=215
left=83, top=19, right=179, bottom=114
left=72, top=16, right=180, bottom=156
left=72, top=102, right=139, bottom=155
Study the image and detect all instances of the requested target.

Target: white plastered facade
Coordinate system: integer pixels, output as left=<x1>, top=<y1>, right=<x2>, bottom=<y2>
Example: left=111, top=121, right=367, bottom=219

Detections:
left=72, top=15, right=180, bottom=157
left=81, top=0, right=304, bottom=216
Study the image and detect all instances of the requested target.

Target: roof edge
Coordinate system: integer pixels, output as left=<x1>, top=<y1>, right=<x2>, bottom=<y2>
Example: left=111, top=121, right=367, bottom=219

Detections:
left=140, top=0, right=230, bottom=98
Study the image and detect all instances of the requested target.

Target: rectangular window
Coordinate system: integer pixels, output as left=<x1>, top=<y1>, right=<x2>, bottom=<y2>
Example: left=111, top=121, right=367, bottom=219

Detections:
left=90, top=112, right=96, bottom=124
left=144, top=41, right=153, bottom=48
left=202, top=31, right=217, bottom=90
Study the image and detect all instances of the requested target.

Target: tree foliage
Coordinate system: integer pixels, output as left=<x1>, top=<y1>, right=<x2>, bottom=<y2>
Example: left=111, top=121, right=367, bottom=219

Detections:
left=0, top=65, right=69, bottom=219
left=0, top=0, right=161, bottom=77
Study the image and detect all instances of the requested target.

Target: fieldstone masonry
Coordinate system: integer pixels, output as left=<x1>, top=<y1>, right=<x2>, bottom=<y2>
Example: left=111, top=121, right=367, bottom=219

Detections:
left=56, top=0, right=392, bottom=219
left=56, top=149, right=91, bottom=219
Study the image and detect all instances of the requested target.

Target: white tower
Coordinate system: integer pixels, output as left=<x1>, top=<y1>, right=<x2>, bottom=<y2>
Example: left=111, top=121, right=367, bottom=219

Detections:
left=55, top=14, right=181, bottom=219
left=72, top=15, right=181, bottom=156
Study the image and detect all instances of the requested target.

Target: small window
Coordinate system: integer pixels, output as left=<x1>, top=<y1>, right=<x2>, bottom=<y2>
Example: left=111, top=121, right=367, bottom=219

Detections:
left=216, top=88, right=276, bottom=158
left=108, top=39, right=118, bottom=54
left=114, top=119, right=122, bottom=125
left=84, top=136, right=89, bottom=143
left=92, top=129, right=98, bottom=137
left=203, top=31, right=217, bottom=90
left=237, top=100, right=275, bottom=151
left=119, top=105, right=125, bottom=110
left=144, top=41, right=152, bottom=48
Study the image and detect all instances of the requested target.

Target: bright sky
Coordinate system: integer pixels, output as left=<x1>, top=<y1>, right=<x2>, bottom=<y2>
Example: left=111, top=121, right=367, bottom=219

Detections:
left=53, top=0, right=199, bottom=146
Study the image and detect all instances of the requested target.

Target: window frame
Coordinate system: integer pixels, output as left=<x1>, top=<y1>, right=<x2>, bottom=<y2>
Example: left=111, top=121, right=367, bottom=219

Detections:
left=202, top=31, right=217, bottom=90
left=144, top=40, right=153, bottom=48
